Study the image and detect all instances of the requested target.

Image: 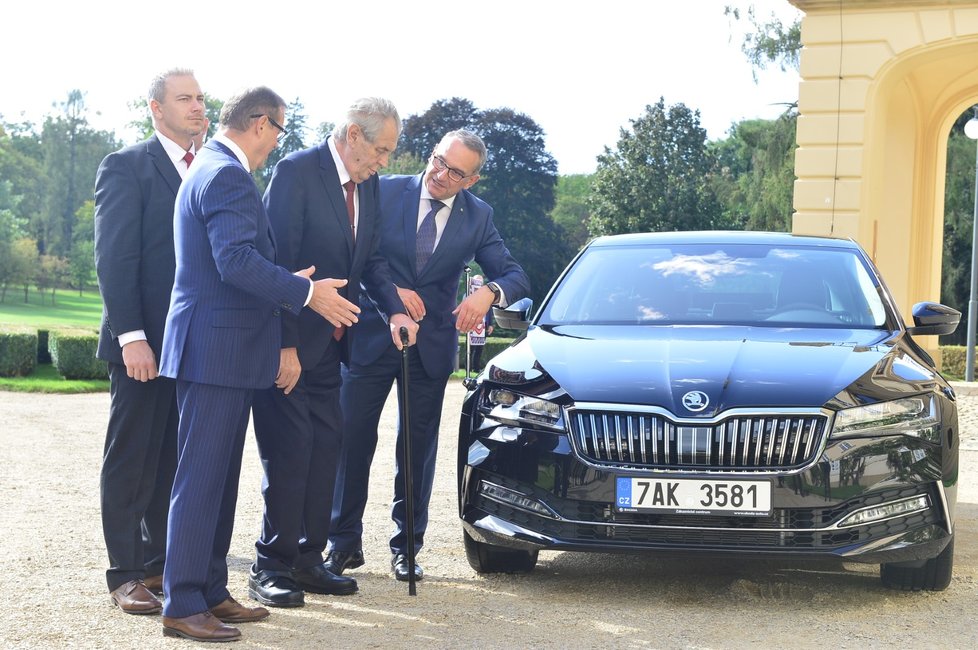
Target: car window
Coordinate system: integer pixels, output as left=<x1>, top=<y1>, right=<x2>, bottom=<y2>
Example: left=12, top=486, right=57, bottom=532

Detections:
left=539, top=243, right=888, bottom=328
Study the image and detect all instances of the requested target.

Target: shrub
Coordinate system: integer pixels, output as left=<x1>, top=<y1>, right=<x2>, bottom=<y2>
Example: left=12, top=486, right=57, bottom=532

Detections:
left=48, top=328, right=108, bottom=380
left=0, top=326, right=38, bottom=377
left=457, top=336, right=516, bottom=372
left=940, top=345, right=969, bottom=380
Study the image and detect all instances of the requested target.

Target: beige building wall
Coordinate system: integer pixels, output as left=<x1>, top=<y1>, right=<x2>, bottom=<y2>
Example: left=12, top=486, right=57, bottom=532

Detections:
left=789, top=0, right=978, bottom=360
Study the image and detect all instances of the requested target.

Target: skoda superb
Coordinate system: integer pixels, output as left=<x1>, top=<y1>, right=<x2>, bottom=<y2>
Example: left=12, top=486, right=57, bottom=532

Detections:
left=457, top=231, right=960, bottom=591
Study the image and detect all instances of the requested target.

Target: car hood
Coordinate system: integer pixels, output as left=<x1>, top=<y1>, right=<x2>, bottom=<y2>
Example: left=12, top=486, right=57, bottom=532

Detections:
left=496, top=325, right=935, bottom=417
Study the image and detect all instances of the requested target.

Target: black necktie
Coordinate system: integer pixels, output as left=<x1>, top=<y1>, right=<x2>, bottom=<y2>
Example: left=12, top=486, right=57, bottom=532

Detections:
left=416, top=200, right=444, bottom=271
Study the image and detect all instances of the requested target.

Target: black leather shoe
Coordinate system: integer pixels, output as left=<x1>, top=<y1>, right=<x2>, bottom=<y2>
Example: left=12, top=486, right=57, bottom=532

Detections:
left=324, top=549, right=365, bottom=576
left=248, top=567, right=304, bottom=608
left=391, top=553, right=424, bottom=582
left=294, top=562, right=358, bottom=596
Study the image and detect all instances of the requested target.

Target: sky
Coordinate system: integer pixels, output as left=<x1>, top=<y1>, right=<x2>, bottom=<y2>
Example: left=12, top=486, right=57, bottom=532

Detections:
left=1, top=0, right=802, bottom=175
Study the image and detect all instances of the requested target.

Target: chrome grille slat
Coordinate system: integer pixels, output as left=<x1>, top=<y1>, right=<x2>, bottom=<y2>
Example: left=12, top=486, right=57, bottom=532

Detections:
left=569, top=410, right=828, bottom=471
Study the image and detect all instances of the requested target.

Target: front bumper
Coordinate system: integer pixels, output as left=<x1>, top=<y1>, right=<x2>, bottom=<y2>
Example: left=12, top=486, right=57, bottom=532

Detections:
left=459, top=413, right=957, bottom=566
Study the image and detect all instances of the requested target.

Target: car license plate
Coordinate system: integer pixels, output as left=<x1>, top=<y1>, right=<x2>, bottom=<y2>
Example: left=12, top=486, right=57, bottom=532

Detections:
left=615, top=477, right=771, bottom=516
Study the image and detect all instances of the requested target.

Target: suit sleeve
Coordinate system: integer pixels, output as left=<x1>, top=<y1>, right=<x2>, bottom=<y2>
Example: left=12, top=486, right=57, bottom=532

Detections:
left=200, top=166, right=309, bottom=314
left=263, top=158, right=305, bottom=347
left=473, top=205, right=530, bottom=305
left=359, top=178, right=406, bottom=320
left=94, top=151, right=146, bottom=339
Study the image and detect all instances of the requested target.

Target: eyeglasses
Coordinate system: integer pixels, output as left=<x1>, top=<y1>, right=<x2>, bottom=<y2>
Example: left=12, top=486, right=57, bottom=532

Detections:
left=250, top=114, right=289, bottom=141
left=431, top=154, right=471, bottom=183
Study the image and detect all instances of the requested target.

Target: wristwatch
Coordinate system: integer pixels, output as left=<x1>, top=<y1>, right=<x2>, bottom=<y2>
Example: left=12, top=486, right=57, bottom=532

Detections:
left=486, top=282, right=502, bottom=305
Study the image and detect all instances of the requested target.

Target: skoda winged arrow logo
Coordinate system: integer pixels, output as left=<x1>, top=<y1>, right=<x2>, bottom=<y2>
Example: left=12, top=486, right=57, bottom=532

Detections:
left=681, top=390, right=710, bottom=412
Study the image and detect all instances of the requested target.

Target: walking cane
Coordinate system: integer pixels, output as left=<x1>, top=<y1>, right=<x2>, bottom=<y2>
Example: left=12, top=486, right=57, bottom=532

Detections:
left=462, top=266, right=477, bottom=390
left=398, top=326, right=418, bottom=595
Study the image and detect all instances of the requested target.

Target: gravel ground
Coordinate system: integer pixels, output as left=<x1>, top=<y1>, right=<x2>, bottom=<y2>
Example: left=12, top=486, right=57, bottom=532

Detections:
left=1, top=381, right=977, bottom=649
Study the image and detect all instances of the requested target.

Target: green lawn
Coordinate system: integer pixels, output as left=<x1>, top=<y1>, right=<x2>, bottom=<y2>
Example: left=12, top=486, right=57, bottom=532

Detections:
left=0, top=289, right=106, bottom=393
left=0, top=289, right=103, bottom=329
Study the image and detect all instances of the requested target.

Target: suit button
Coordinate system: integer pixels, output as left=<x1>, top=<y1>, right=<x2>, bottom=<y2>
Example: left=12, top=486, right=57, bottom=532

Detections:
left=273, top=309, right=281, bottom=316
left=282, top=303, right=292, bottom=310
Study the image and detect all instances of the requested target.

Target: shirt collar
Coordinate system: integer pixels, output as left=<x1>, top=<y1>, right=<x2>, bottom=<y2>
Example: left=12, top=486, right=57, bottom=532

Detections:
left=155, top=130, right=194, bottom=167
left=327, top=136, right=352, bottom=186
left=212, top=133, right=251, bottom=171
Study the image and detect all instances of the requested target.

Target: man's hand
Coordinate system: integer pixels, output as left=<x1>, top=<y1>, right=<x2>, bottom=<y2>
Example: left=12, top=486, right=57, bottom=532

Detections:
left=306, top=275, right=360, bottom=328
left=275, top=347, right=302, bottom=395
left=453, top=285, right=495, bottom=332
left=122, top=340, right=158, bottom=382
left=395, top=285, right=426, bottom=321
left=389, top=313, right=419, bottom=350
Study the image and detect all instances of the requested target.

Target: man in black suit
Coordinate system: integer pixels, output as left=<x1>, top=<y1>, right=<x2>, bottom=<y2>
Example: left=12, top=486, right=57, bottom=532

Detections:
left=248, top=98, right=417, bottom=607
left=94, top=68, right=206, bottom=615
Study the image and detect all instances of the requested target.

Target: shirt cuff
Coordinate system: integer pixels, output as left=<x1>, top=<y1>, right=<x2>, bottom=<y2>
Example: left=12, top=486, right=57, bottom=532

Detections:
left=118, top=330, right=147, bottom=347
left=304, top=278, right=314, bottom=306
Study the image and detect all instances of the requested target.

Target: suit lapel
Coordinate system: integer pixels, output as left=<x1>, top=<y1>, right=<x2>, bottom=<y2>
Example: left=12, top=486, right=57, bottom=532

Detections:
left=147, top=137, right=181, bottom=196
left=403, top=176, right=424, bottom=277
left=319, top=138, right=355, bottom=256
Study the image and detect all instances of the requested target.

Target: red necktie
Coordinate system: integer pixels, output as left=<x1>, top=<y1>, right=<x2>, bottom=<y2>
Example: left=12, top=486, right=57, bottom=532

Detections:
left=343, top=180, right=356, bottom=236
left=183, top=150, right=194, bottom=167
left=334, top=181, right=358, bottom=342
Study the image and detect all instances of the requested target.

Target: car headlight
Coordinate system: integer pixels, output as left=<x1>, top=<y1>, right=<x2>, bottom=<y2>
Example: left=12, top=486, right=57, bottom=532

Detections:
left=481, top=387, right=564, bottom=431
left=830, top=395, right=941, bottom=442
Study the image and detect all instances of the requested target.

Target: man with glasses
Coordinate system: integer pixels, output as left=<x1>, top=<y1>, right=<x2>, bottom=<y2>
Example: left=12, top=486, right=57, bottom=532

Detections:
left=158, top=87, right=362, bottom=642
left=248, top=98, right=418, bottom=607
left=325, top=129, right=529, bottom=582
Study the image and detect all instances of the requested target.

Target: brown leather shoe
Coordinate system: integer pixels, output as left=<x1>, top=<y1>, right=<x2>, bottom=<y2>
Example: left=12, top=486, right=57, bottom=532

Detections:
left=143, top=574, right=164, bottom=596
left=162, top=611, right=241, bottom=642
left=210, top=596, right=270, bottom=623
left=110, top=579, right=162, bottom=615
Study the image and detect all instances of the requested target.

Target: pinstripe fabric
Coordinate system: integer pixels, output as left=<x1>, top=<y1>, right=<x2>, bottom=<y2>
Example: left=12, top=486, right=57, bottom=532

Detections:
left=163, top=381, right=251, bottom=617
left=160, top=140, right=311, bottom=389
left=159, top=139, right=315, bottom=618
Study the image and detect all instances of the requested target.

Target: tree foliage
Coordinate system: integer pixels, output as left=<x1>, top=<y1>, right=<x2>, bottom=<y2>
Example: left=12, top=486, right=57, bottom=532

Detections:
left=256, top=97, right=310, bottom=193
left=588, top=98, right=724, bottom=235
left=550, top=174, right=594, bottom=253
left=725, top=4, right=802, bottom=79
left=710, top=111, right=797, bottom=231
left=941, top=118, right=978, bottom=345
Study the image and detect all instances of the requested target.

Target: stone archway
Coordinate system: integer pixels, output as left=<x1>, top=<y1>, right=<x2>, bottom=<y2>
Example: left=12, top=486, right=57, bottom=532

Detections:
left=789, top=0, right=978, bottom=361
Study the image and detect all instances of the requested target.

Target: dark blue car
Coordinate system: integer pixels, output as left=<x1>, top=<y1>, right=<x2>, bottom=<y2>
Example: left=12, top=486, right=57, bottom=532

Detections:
left=458, top=231, right=961, bottom=591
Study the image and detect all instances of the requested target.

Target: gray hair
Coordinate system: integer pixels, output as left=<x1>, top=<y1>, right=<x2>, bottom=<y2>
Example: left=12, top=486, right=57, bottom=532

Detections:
left=332, top=97, right=401, bottom=143
left=441, top=129, right=487, bottom=174
left=219, top=87, right=286, bottom=132
left=147, top=68, right=195, bottom=104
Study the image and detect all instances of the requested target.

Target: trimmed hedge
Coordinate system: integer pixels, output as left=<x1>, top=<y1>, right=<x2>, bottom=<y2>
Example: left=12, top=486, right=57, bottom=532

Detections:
left=939, top=345, right=971, bottom=380
left=0, top=326, right=38, bottom=377
left=48, top=328, right=108, bottom=380
left=457, top=336, right=516, bottom=371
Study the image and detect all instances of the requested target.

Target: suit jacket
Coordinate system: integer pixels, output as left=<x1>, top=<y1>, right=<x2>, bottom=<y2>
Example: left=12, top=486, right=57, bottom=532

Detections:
left=94, top=136, right=180, bottom=364
left=351, top=173, right=530, bottom=378
left=159, top=140, right=311, bottom=390
left=263, top=137, right=403, bottom=369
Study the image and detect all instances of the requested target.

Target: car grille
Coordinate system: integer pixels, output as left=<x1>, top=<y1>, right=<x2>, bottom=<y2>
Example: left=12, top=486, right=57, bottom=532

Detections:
left=568, top=409, right=827, bottom=471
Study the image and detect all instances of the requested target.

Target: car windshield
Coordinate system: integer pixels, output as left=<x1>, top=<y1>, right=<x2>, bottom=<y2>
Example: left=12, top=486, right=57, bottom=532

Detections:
left=539, top=242, right=889, bottom=328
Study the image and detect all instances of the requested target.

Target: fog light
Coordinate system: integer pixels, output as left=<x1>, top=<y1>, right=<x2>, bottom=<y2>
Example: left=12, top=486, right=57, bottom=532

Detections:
left=837, top=495, right=929, bottom=528
left=479, top=481, right=555, bottom=517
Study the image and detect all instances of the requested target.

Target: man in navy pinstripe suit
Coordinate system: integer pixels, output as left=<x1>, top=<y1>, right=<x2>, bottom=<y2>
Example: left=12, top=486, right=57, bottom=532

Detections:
left=157, top=86, right=366, bottom=643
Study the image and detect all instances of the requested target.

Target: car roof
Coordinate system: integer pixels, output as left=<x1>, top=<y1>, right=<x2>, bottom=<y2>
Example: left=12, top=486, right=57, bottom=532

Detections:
left=587, top=231, right=862, bottom=250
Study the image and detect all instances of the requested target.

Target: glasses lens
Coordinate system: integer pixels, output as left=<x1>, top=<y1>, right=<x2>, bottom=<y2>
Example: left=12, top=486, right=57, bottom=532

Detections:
left=434, top=155, right=464, bottom=182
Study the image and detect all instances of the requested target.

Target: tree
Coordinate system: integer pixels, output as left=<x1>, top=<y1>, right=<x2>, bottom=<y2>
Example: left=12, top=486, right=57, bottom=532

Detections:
left=725, top=4, right=802, bottom=79
left=39, top=91, right=119, bottom=256
left=941, top=120, right=977, bottom=345
left=36, top=254, right=68, bottom=305
left=710, top=112, right=797, bottom=232
left=69, top=240, right=95, bottom=296
left=11, top=237, right=37, bottom=303
left=550, top=174, right=594, bottom=253
left=399, top=98, right=478, bottom=159
left=0, top=182, right=25, bottom=302
left=256, top=97, right=309, bottom=193
left=0, top=122, right=45, bottom=239
left=588, top=98, right=723, bottom=235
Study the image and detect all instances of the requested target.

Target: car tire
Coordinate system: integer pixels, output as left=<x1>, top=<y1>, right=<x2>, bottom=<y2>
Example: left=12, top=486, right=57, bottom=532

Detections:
left=463, top=530, right=538, bottom=573
left=880, top=535, right=954, bottom=591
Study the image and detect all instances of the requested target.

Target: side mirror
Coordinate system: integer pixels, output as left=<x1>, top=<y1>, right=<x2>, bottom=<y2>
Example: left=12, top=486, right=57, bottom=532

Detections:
left=492, top=297, right=533, bottom=331
left=906, top=301, right=960, bottom=336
